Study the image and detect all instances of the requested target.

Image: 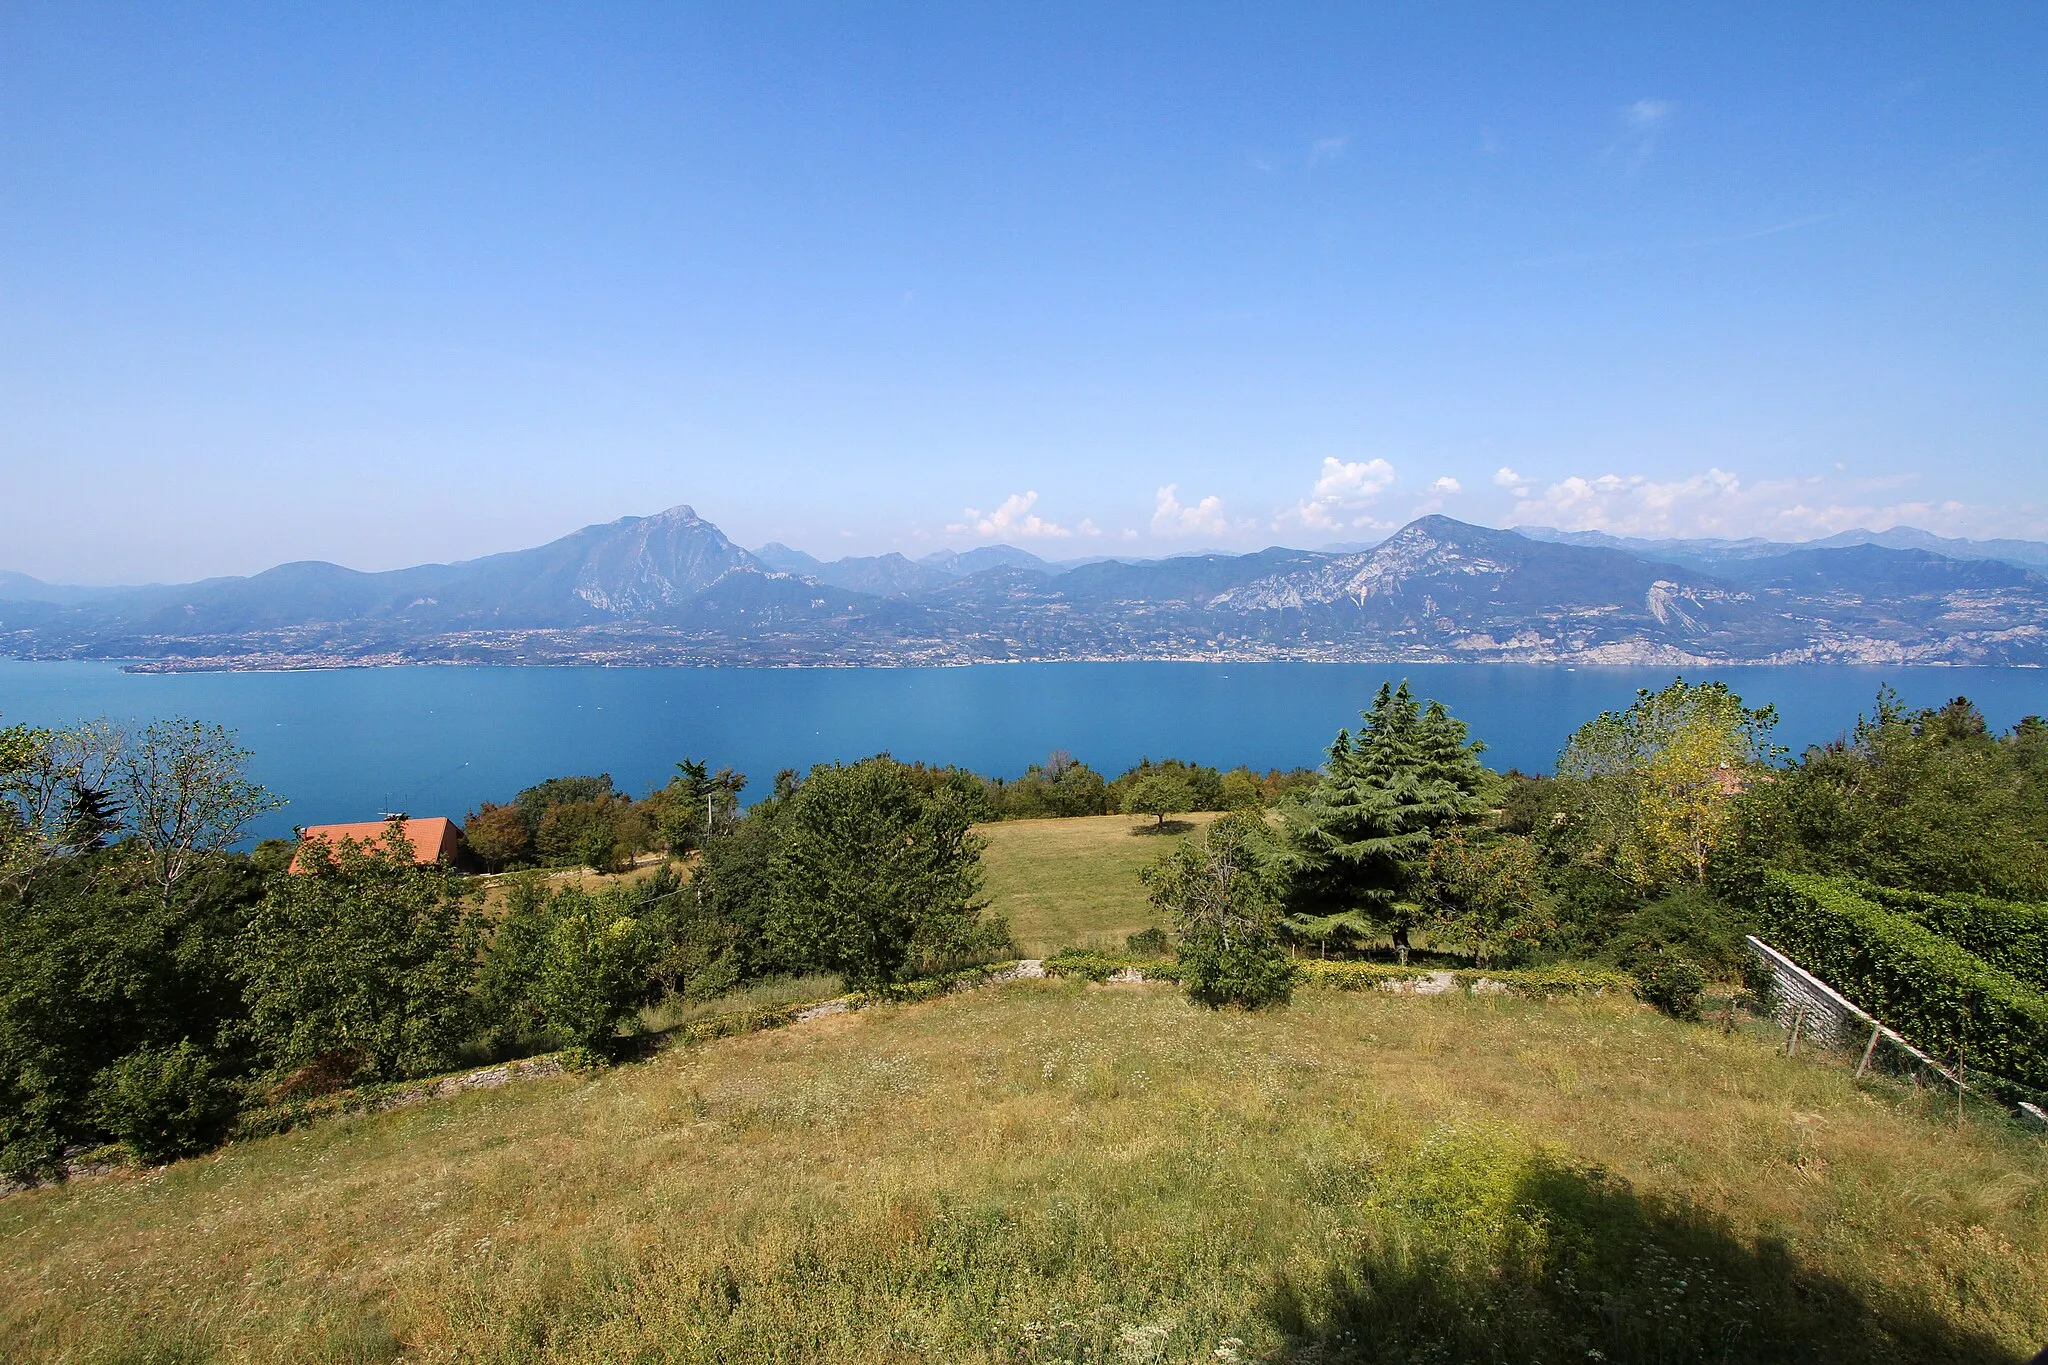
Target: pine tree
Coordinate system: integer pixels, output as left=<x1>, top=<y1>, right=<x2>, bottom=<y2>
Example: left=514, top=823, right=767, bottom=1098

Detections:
left=1281, top=682, right=1489, bottom=963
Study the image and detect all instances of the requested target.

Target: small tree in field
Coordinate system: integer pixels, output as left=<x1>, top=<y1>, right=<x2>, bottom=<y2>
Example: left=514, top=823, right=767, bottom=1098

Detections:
left=766, top=757, right=1001, bottom=989
left=1123, top=770, right=1196, bottom=829
left=1144, top=814, right=1292, bottom=1008
left=533, top=885, right=652, bottom=1060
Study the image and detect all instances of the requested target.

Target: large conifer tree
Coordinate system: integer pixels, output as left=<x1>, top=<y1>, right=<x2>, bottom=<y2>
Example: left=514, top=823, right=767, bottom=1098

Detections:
left=1281, top=682, right=1489, bottom=962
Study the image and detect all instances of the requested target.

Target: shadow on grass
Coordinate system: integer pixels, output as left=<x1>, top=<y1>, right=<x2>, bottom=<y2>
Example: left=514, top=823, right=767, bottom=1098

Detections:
left=1264, top=1161, right=2027, bottom=1365
left=1127, top=818, right=1197, bottom=836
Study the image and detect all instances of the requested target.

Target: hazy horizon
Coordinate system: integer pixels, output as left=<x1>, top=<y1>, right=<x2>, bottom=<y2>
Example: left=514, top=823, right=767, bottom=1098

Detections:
left=4, top=5, right=2044, bottom=583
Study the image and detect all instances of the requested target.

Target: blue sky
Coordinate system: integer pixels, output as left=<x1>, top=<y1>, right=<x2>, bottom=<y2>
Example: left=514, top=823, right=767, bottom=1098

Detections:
left=2, top=3, right=2043, bottom=583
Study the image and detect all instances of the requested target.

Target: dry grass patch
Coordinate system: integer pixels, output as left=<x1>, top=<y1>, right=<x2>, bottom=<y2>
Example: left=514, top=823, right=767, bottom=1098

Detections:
left=3, top=982, right=2045, bottom=1362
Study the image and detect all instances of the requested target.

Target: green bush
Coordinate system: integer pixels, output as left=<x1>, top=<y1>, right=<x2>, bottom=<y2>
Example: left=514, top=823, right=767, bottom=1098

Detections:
left=1747, top=870, right=2048, bottom=1092
left=90, top=1041, right=235, bottom=1164
left=1124, top=926, right=1170, bottom=956
left=1040, top=949, right=1180, bottom=983
left=1631, top=950, right=1706, bottom=1022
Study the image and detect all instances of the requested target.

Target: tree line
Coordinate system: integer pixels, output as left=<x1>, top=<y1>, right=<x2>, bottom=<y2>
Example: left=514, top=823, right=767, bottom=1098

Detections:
left=1139, top=680, right=2048, bottom=1019
left=456, top=754, right=1319, bottom=873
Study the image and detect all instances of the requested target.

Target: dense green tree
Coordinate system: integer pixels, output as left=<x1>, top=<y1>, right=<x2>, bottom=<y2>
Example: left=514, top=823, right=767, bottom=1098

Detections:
left=1219, top=766, right=1267, bottom=810
left=990, top=751, right=1111, bottom=819
left=1555, top=679, right=1780, bottom=894
left=649, top=759, right=747, bottom=855
left=1417, top=831, right=1551, bottom=968
left=535, top=799, right=624, bottom=871
left=532, top=884, right=653, bottom=1057
left=514, top=774, right=616, bottom=830
left=1108, top=758, right=1224, bottom=814
left=765, top=757, right=1004, bottom=989
left=1281, top=682, right=1490, bottom=963
left=690, top=802, right=788, bottom=981
left=1122, top=770, right=1197, bottom=829
left=1144, top=814, right=1292, bottom=1008
left=239, top=819, right=483, bottom=1085
left=476, top=872, right=556, bottom=1051
left=1, top=716, right=273, bottom=1175
left=464, top=801, right=532, bottom=871
left=0, top=851, right=261, bottom=1175
left=1727, top=691, right=2048, bottom=900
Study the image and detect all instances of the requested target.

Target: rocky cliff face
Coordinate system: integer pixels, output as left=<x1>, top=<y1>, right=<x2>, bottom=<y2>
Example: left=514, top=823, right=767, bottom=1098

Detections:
left=567, top=506, right=762, bottom=614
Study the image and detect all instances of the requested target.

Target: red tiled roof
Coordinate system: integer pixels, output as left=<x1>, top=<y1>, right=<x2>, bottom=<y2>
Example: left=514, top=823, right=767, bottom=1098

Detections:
left=291, top=817, right=462, bottom=872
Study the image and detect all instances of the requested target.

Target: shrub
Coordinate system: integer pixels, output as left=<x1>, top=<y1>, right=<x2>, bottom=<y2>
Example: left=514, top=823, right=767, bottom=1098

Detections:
left=1040, top=949, right=1181, bottom=983
left=1291, top=959, right=1635, bottom=999
left=1124, top=926, right=1169, bottom=956
left=1632, top=950, right=1706, bottom=1022
left=1747, top=870, right=2048, bottom=1092
left=90, top=1041, right=235, bottom=1164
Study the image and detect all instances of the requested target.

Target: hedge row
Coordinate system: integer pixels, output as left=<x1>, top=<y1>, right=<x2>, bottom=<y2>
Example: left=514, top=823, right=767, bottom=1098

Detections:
left=1748, top=870, right=2048, bottom=1093
left=1846, top=880, right=2048, bottom=994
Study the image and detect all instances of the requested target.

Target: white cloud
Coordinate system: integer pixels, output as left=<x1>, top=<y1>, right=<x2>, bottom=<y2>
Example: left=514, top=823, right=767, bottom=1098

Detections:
left=1610, top=97, right=1676, bottom=169
left=1508, top=466, right=2001, bottom=541
left=1493, top=466, right=1530, bottom=493
left=947, top=491, right=1074, bottom=540
left=1627, top=98, right=1676, bottom=130
left=1309, top=133, right=1352, bottom=164
left=1152, top=485, right=1231, bottom=539
left=1283, top=457, right=1397, bottom=531
left=1431, top=476, right=1462, bottom=495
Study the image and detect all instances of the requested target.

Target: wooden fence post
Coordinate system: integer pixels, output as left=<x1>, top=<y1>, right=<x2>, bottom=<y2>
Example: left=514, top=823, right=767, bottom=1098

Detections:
left=1855, top=1022, right=1882, bottom=1080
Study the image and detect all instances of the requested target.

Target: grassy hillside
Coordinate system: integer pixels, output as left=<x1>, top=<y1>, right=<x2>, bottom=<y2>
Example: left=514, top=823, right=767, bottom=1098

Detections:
left=5, top=979, right=2044, bottom=1363
left=979, top=813, right=1218, bottom=956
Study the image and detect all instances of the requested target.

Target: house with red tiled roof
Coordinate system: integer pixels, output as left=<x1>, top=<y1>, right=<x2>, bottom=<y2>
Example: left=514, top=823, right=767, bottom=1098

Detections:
left=290, top=816, right=464, bottom=873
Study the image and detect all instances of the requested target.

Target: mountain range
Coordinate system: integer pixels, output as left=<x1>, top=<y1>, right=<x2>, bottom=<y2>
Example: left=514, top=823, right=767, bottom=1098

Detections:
left=3, top=504, right=2046, bottom=671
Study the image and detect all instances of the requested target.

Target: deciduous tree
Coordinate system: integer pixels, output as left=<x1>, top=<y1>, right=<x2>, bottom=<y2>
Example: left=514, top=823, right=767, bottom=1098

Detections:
left=766, top=757, right=1001, bottom=989
left=1122, top=771, right=1196, bottom=829
left=1144, top=814, right=1291, bottom=1008
left=240, top=819, right=483, bottom=1084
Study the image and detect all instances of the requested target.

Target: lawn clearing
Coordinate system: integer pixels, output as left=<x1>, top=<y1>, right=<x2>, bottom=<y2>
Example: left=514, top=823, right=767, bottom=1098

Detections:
left=979, top=813, right=1219, bottom=956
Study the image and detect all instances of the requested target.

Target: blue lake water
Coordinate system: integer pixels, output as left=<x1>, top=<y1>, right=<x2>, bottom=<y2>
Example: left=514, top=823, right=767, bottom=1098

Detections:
left=2, top=661, right=2044, bottom=842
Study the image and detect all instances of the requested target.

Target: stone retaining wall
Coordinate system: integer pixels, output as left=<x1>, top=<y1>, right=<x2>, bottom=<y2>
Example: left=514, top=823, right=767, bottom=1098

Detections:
left=1747, top=934, right=1867, bottom=1048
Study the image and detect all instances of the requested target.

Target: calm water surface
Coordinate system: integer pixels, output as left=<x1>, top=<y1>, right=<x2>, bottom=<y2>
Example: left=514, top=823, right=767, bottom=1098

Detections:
left=2, top=661, right=2043, bottom=841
